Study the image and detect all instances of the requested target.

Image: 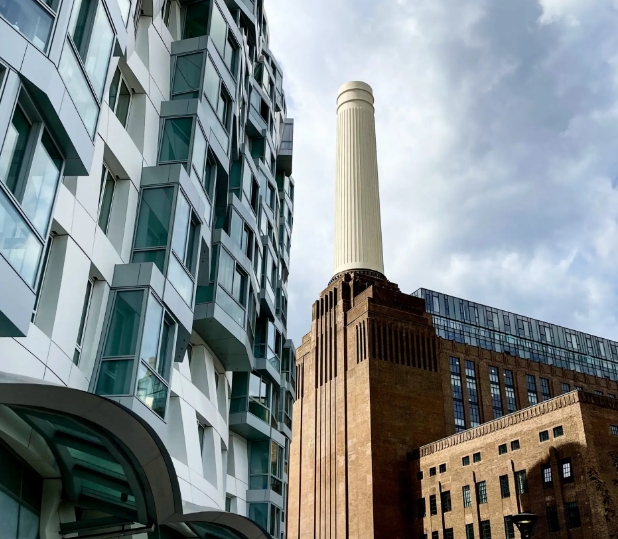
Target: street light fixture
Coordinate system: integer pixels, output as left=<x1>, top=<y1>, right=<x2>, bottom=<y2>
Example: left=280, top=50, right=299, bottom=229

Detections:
left=511, top=513, right=538, bottom=539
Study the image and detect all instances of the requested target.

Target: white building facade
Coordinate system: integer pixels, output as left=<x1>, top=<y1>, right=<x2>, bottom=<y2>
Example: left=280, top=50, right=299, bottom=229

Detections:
left=0, top=0, right=295, bottom=538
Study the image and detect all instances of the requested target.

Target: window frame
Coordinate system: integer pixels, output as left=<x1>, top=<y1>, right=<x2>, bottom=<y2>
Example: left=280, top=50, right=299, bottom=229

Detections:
left=98, top=163, right=117, bottom=235
left=542, top=463, right=553, bottom=488
left=0, top=0, right=59, bottom=53
left=108, top=67, right=133, bottom=127
left=515, top=470, right=528, bottom=494
left=31, top=235, right=53, bottom=322
left=73, top=277, right=95, bottom=365
left=559, top=458, right=574, bottom=483
left=0, top=93, right=65, bottom=288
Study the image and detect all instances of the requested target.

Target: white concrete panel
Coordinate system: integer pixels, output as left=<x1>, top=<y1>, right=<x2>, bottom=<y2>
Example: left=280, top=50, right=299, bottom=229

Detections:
left=76, top=136, right=105, bottom=221
left=91, top=227, right=122, bottom=284
left=46, top=341, right=73, bottom=384
left=52, top=184, right=75, bottom=236
left=67, top=364, right=89, bottom=391
left=147, top=25, right=170, bottom=99
left=71, top=201, right=96, bottom=258
left=0, top=338, right=45, bottom=379
left=15, top=323, right=51, bottom=364
left=49, top=239, right=92, bottom=358
left=104, top=110, right=144, bottom=187
left=167, top=396, right=188, bottom=466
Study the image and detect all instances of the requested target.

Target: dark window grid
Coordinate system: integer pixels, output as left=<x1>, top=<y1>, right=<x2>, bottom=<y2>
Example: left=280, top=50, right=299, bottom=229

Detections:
left=515, top=471, right=528, bottom=494
left=462, top=456, right=470, bottom=466
left=462, top=485, right=472, bottom=507
left=480, top=520, right=491, bottom=539
left=565, top=501, right=581, bottom=528
left=432, top=532, right=439, bottom=539
left=539, top=430, right=549, bottom=442
left=510, top=440, right=520, bottom=451
left=560, top=459, right=574, bottom=483
left=542, top=464, right=553, bottom=487
left=429, top=495, right=437, bottom=515
left=428, top=312, right=618, bottom=382
left=439, top=464, right=447, bottom=474
left=498, top=444, right=507, bottom=455
left=540, top=378, right=551, bottom=401
left=417, top=498, right=426, bottom=518
left=553, top=426, right=564, bottom=437
left=444, top=529, right=454, bottom=539
left=611, top=425, right=618, bottom=436
left=473, top=452, right=481, bottom=463
left=441, top=491, right=451, bottom=512
left=504, top=516, right=515, bottom=539
left=476, top=481, right=487, bottom=504
left=465, top=524, right=474, bottom=539
left=430, top=467, right=436, bottom=477
left=499, top=475, right=510, bottom=498
left=546, top=505, right=560, bottom=532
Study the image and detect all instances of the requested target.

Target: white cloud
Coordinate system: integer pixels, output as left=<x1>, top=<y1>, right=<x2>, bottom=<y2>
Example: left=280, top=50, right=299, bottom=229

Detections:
left=265, top=0, right=618, bottom=345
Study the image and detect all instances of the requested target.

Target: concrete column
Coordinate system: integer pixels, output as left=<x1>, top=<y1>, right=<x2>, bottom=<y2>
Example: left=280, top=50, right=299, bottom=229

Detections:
left=334, top=81, right=385, bottom=276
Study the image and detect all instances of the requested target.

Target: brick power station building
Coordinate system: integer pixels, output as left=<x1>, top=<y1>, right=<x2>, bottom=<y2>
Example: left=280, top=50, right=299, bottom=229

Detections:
left=287, top=82, right=618, bottom=539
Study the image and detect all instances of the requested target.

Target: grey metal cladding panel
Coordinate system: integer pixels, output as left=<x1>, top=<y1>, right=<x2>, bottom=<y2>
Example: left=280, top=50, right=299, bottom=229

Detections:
left=270, top=427, right=285, bottom=448
left=254, top=358, right=281, bottom=387
left=112, top=262, right=142, bottom=288
left=246, top=488, right=284, bottom=508
left=229, top=193, right=260, bottom=241
left=213, top=229, right=259, bottom=293
left=138, top=263, right=166, bottom=297
left=0, top=254, right=36, bottom=337
left=170, top=37, right=207, bottom=56
left=160, top=99, right=197, bottom=118
left=0, top=24, right=28, bottom=73
left=142, top=165, right=205, bottom=219
left=141, top=165, right=174, bottom=187
left=162, top=279, right=194, bottom=335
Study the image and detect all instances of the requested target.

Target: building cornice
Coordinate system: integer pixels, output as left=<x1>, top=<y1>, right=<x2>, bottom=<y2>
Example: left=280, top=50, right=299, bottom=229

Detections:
left=409, top=391, right=618, bottom=460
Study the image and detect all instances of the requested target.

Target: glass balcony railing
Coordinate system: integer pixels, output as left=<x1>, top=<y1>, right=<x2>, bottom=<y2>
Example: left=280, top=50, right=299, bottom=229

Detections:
left=217, top=285, right=245, bottom=327
left=254, top=344, right=280, bottom=372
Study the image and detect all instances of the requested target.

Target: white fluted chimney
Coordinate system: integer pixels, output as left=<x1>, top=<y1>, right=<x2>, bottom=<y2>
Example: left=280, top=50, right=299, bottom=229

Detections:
left=334, top=81, right=385, bottom=276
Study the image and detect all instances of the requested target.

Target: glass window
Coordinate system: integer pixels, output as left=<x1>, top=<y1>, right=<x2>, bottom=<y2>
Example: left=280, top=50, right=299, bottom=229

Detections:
left=504, top=369, right=517, bottom=413
left=560, top=458, right=573, bottom=482
left=429, top=467, right=436, bottom=477
left=171, top=194, right=191, bottom=260
left=95, top=359, right=133, bottom=395
left=0, top=188, right=42, bottom=286
left=59, top=43, right=99, bottom=135
left=439, top=463, right=446, bottom=473
left=132, top=187, right=174, bottom=272
left=440, top=490, right=451, bottom=512
left=527, top=375, right=538, bottom=406
left=542, top=463, right=552, bottom=487
left=473, top=452, right=481, bottom=463
left=210, top=6, right=227, bottom=57
left=98, top=165, right=115, bottom=234
left=136, top=362, right=168, bottom=418
left=498, top=444, right=507, bottom=455
left=169, top=255, right=194, bottom=305
left=159, top=118, right=193, bottom=163
left=476, top=481, right=487, bottom=504
left=462, top=456, right=470, bottom=466
left=611, top=425, right=618, bottom=436
left=183, top=0, right=210, bottom=39
left=20, top=132, right=61, bottom=235
left=539, top=430, right=549, bottom=442
left=73, top=278, right=94, bottom=365
left=540, top=378, right=551, bottom=401
left=553, top=425, right=564, bottom=437
left=172, top=53, right=203, bottom=100
left=499, top=475, right=510, bottom=498
left=103, top=290, right=144, bottom=357
left=561, top=382, right=570, bottom=394
left=429, top=494, right=437, bottom=515
left=248, top=503, right=268, bottom=531
left=511, top=439, right=520, bottom=450
left=140, top=294, right=163, bottom=369
left=480, top=521, right=491, bottom=539
left=0, top=107, right=31, bottom=192
left=69, top=0, right=114, bottom=98
left=515, top=470, right=528, bottom=494
left=547, top=506, right=560, bottom=532
left=489, top=366, right=503, bottom=419
left=466, top=524, right=474, bottom=539
left=191, top=127, right=207, bottom=181
left=31, top=236, right=52, bottom=321
left=565, top=501, right=581, bottom=528
left=504, top=517, right=515, bottom=539
left=204, top=56, right=220, bottom=107
left=462, top=485, right=471, bottom=507
left=108, top=68, right=132, bottom=127
left=0, top=0, right=54, bottom=51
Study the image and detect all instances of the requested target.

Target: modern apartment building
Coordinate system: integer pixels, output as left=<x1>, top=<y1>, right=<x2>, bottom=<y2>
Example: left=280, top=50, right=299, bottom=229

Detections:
left=0, top=0, right=295, bottom=538
left=287, top=81, right=618, bottom=539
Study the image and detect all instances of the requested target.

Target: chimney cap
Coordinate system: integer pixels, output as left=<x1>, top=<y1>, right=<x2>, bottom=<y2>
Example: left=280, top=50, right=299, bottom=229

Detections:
left=337, top=81, right=374, bottom=109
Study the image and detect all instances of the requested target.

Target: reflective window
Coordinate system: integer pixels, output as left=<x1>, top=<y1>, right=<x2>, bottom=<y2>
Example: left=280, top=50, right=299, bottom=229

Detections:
left=465, top=360, right=481, bottom=427
left=95, top=359, right=133, bottom=395
left=504, top=369, right=517, bottom=413
left=172, top=53, right=203, bottom=100
left=476, top=481, right=487, bottom=504
left=504, top=517, right=515, bottom=539
left=69, top=0, right=115, bottom=98
left=73, top=278, right=94, bottom=365
left=103, top=290, right=144, bottom=357
left=542, top=463, right=552, bottom=487
left=499, top=475, right=510, bottom=498
left=109, top=68, right=132, bottom=127
left=203, top=57, right=230, bottom=129
left=0, top=0, right=55, bottom=51
left=489, top=366, right=503, bottom=418
left=210, top=6, right=237, bottom=74
left=0, top=439, right=42, bottom=539
left=462, top=485, right=471, bottom=507
left=132, top=187, right=174, bottom=272
left=59, top=43, right=99, bottom=135
left=159, top=117, right=193, bottom=163
left=98, top=164, right=116, bottom=234
left=527, top=375, right=538, bottom=406
left=515, top=470, right=528, bottom=494
left=183, top=0, right=210, bottom=39
left=449, top=357, right=465, bottom=432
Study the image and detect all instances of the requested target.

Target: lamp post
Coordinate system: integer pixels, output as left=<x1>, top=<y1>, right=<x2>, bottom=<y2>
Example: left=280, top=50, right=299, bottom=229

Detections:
left=511, top=513, right=538, bottom=539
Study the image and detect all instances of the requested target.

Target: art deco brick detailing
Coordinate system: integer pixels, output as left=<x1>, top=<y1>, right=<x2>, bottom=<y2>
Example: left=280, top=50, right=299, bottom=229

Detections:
left=289, top=276, right=618, bottom=539
left=334, top=82, right=385, bottom=277
left=0, top=1, right=296, bottom=538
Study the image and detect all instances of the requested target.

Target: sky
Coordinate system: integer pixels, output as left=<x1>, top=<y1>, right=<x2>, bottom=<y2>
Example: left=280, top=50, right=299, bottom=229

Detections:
left=265, top=0, right=618, bottom=346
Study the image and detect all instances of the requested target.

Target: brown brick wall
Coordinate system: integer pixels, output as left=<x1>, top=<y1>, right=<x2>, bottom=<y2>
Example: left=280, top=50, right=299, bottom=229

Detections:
left=287, top=273, right=618, bottom=539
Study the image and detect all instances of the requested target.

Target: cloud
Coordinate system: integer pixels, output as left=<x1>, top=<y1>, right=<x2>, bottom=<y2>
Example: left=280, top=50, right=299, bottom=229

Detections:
left=265, top=0, right=618, bottom=346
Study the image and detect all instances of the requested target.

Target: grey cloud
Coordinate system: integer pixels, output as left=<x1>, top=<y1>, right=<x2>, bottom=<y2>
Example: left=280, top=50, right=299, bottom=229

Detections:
left=266, top=0, right=618, bottom=345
